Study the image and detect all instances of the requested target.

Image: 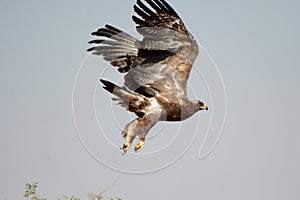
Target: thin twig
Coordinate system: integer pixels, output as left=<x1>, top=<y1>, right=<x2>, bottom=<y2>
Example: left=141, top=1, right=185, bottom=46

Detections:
left=87, top=178, right=119, bottom=200
left=99, top=178, right=119, bottom=195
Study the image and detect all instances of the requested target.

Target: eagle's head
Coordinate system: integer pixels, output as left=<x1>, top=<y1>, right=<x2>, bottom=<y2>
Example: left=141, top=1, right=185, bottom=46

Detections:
left=193, top=100, right=208, bottom=111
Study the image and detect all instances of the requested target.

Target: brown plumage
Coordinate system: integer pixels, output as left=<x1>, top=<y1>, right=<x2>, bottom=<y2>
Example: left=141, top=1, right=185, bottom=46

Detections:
left=88, top=0, right=208, bottom=154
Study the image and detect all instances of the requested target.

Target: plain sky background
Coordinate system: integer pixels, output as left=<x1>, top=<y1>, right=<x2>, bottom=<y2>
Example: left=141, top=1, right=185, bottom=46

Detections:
left=1, top=0, right=300, bottom=199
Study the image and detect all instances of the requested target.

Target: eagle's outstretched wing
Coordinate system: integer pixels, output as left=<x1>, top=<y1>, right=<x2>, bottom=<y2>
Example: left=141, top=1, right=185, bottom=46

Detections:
left=88, top=0, right=199, bottom=98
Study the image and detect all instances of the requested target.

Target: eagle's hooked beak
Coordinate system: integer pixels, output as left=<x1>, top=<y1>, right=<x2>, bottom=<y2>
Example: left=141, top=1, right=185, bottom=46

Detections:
left=200, top=104, right=208, bottom=111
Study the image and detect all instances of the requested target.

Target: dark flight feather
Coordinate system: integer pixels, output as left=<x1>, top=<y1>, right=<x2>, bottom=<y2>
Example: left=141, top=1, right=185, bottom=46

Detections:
left=136, top=0, right=157, bottom=17
left=144, top=0, right=162, bottom=12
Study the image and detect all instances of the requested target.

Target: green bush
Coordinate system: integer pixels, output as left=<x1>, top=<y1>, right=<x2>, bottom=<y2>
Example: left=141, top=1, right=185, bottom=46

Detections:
left=23, top=182, right=122, bottom=200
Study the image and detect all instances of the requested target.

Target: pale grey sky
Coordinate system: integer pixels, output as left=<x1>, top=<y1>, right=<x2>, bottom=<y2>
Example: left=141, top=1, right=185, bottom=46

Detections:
left=0, top=0, right=300, bottom=199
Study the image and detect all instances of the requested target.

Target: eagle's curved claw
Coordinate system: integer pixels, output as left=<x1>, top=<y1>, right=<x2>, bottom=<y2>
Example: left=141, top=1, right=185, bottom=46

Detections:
left=121, top=142, right=131, bottom=154
left=135, top=141, right=145, bottom=152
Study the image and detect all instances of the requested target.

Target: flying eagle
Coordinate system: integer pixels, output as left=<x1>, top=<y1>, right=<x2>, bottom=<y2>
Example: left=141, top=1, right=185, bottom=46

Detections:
left=87, top=0, right=208, bottom=154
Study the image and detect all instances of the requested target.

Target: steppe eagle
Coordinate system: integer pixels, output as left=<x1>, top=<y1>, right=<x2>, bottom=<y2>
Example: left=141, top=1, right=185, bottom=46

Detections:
left=87, top=0, right=208, bottom=154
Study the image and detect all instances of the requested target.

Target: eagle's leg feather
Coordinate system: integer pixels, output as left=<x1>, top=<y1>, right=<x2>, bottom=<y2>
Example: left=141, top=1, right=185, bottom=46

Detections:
left=121, top=119, right=138, bottom=154
left=121, top=118, right=148, bottom=154
left=121, top=109, right=162, bottom=154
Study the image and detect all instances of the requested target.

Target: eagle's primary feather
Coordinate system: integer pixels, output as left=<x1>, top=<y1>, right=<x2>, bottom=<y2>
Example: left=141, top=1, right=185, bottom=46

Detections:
left=88, top=0, right=208, bottom=154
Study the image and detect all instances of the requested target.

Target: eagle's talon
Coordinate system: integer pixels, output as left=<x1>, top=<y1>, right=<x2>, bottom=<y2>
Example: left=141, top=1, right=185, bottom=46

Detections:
left=121, top=142, right=131, bottom=154
left=135, top=141, right=145, bottom=152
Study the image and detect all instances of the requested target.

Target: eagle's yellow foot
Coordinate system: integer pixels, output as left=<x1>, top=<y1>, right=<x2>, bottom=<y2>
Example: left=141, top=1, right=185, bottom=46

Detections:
left=121, top=142, right=131, bottom=155
left=134, top=141, right=145, bottom=152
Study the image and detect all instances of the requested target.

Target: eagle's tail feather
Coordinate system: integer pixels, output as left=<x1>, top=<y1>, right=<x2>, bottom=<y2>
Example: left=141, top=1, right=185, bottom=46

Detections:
left=100, top=79, right=132, bottom=108
left=88, top=24, right=139, bottom=73
left=100, top=79, right=116, bottom=93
